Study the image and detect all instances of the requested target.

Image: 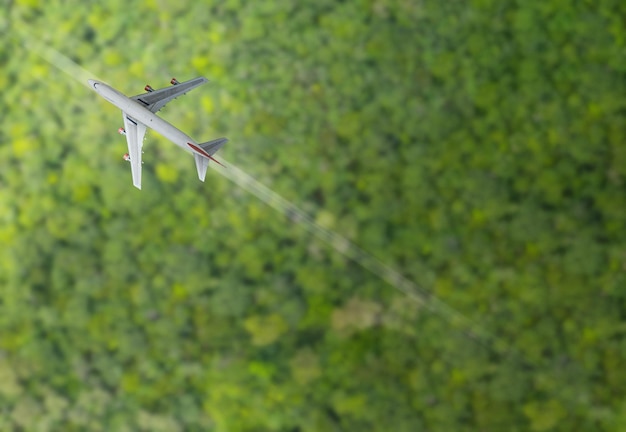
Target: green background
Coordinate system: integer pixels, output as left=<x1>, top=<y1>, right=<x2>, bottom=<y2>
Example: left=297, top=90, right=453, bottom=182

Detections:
left=1, top=0, right=625, bottom=430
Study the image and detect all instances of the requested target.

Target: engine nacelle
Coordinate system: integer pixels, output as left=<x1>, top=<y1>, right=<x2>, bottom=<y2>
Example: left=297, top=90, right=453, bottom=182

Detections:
left=118, top=127, right=126, bottom=135
left=123, top=153, right=131, bottom=162
left=170, top=78, right=179, bottom=85
left=144, top=85, right=154, bottom=92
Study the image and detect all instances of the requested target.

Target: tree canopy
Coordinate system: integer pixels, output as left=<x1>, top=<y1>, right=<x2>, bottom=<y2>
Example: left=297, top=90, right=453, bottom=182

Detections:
left=1, top=0, right=625, bottom=430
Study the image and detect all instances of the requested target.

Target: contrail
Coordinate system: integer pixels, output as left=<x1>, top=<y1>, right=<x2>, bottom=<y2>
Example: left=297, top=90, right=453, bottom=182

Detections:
left=210, top=160, right=496, bottom=345
left=27, top=39, right=501, bottom=351
left=23, top=39, right=103, bottom=88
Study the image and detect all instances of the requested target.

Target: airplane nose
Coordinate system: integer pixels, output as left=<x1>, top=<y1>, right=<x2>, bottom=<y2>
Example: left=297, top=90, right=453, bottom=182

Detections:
left=88, top=79, right=98, bottom=89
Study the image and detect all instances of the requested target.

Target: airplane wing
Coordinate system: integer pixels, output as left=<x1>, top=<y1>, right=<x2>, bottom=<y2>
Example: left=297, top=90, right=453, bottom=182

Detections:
left=122, top=113, right=146, bottom=189
left=130, top=77, right=209, bottom=113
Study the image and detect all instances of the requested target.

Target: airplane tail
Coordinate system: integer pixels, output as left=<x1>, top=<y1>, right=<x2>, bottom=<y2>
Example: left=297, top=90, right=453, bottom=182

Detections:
left=194, top=137, right=228, bottom=181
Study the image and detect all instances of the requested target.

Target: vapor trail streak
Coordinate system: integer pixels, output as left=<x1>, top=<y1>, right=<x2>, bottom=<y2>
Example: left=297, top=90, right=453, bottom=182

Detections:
left=29, top=40, right=498, bottom=349
left=211, top=160, right=494, bottom=343
left=24, top=39, right=103, bottom=88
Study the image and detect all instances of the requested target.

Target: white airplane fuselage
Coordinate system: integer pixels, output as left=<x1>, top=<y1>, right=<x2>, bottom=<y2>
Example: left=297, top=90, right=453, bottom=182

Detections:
left=88, top=77, right=227, bottom=189
left=88, top=79, right=198, bottom=152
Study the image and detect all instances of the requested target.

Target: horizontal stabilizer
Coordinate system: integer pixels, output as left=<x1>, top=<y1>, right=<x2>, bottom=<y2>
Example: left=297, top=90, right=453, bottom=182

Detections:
left=191, top=137, right=228, bottom=180
left=199, top=137, right=228, bottom=155
left=194, top=153, right=209, bottom=182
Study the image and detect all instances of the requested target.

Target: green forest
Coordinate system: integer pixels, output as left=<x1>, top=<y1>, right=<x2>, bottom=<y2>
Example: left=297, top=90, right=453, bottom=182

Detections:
left=1, top=0, right=625, bottom=430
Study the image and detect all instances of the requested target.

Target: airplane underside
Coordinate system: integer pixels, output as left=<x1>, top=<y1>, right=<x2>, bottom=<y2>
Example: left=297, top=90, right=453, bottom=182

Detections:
left=89, top=77, right=228, bottom=189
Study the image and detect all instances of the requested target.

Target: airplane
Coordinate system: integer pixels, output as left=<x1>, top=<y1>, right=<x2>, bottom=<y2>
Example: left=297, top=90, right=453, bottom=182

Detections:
left=88, top=77, right=227, bottom=189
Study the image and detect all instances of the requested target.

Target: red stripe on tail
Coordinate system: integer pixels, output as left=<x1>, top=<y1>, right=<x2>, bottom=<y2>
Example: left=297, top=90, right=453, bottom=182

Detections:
left=188, top=143, right=226, bottom=168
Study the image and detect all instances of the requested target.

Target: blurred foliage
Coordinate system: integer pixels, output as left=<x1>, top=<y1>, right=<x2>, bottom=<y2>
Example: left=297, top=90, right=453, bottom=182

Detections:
left=0, top=0, right=625, bottom=430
